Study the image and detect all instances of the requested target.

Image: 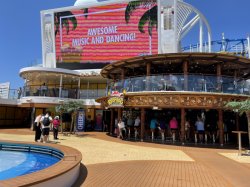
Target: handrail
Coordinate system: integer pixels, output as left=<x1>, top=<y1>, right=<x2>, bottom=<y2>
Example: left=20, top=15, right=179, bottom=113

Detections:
left=107, top=74, right=250, bottom=96
left=0, top=142, right=64, bottom=159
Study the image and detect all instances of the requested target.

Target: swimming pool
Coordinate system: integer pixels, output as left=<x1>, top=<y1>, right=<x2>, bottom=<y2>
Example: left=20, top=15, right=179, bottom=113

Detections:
left=0, top=142, right=63, bottom=180
left=0, top=150, right=60, bottom=180
left=0, top=141, right=81, bottom=187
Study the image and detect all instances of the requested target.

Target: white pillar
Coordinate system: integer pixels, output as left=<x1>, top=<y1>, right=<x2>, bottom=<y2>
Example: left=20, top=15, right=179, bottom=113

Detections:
left=199, top=19, right=203, bottom=52
left=78, top=77, right=81, bottom=99
left=208, top=32, right=212, bottom=52
left=247, top=35, right=250, bottom=59
left=87, top=80, right=89, bottom=99
left=238, top=132, right=242, bottom=156
left=59, top=74, right=63, bottom=98
left=222, top=33, right=226, bottom=51
left=174, top=0, right=178, bottom=52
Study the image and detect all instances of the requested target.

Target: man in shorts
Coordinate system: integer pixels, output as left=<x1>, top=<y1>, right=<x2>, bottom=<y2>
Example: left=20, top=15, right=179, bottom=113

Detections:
left=40, top=111, right=53, bottom=143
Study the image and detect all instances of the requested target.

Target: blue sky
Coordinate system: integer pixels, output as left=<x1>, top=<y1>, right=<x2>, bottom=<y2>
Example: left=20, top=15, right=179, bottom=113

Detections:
left=0, top=0, right=249, bottom=89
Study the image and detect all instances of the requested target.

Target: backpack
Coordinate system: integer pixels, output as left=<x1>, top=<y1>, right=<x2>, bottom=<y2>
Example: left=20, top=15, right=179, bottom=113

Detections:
left=43, top=117, right=50, bottom=126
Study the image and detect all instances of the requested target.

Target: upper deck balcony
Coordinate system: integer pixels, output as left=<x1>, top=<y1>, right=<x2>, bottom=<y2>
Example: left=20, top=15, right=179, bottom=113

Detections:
left=101, top=52, right=250, bottom=96
left=18, top=67, right=107, bottom=107
left=107, top=74, right=250, bottom=95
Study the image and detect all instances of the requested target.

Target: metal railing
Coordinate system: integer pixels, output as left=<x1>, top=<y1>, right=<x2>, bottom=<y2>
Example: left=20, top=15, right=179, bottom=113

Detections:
left=0, top=142, right=64, bottom=159
left=107, top=74, right=250, bottom=95
left=21, top=85, right=106, bottom=99
left=0, top=88, right=19, bottom=100
left=182, top=38, right=249, bottom=58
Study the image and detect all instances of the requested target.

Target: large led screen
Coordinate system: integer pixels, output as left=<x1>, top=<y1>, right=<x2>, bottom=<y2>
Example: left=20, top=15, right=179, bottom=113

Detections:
left=55, top=0, right=158, bottom=64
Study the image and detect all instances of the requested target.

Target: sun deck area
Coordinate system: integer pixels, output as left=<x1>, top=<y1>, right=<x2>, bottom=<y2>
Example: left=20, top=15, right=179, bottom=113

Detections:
left=1, top=129, right=250, bottom=187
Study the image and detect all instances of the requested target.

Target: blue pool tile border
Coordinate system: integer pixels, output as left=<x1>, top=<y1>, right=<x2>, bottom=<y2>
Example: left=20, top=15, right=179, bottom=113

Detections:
left=0, top=142, right=64, bottom=159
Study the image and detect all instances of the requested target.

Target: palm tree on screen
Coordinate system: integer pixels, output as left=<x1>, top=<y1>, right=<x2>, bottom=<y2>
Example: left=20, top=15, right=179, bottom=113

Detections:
left=54, top=8, right=88, bottom=36
left=125, top=1, right=157, bottom=36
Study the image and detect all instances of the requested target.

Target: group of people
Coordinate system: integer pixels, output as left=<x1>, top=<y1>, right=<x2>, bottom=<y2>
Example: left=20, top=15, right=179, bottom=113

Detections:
left=150, top=116, right=179, bottom=141
left=115, top=116, right=141, bottom=140
left=34, top=111, right=60, bottom=143
left=194, top=117, right=229, bottom=144
left=112, top=112, right=230, bottom=144
left=148, top=115, right=206, bottom=142
left=148, top=114, right=228, bottom=144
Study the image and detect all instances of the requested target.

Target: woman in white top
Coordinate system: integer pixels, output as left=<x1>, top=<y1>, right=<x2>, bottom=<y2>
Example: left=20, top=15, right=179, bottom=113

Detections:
left=34, top=114, right=42, bottom=142
left=134, top=116, right=140, bottom=127
left=134, top=116, right=140, bottom=139
left=118, top=119, right=125, bottom=139
left=195, top=116, right=205, bottom=143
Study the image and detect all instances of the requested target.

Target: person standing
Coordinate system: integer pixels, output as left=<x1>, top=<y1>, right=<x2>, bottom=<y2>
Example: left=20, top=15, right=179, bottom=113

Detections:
left=134, top=116, right=140, bottom=139
left=185, top=118, right=191, bottom=141
left=103, top=120, right=108, bottom=132
left=150, top=117, right=158, bottom=140
left=41, top=83, right=48, bottom=96
left=195, top=116, right=205, bottom=143
left=159, top=118, right=166, bottom=141
left=169, top=116, right=178, bottom=142
left=52, top=116, right=60, bottom=140
left=118, top=118, right=125, bottom=139
left=40, top=111, right=53, bottom=143
left=126, top=115, right=134, bottom=138
left=34, top=114, right=43, bottom=142
left=17, top=87, right=22, bottom=99
left=114, top=118, right=118, bottom=136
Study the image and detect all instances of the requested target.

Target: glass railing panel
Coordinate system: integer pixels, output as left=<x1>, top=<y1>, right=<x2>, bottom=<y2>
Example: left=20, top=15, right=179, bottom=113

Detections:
left=48, top=87, right=61, bottom=97
left=97, top=89, right=106, bottom=97
left=203, top=75, right=218, bottom=92
left=23, top=85, right=61, bottom=97
left=60, top=89, right=69, bottom=98
left=130, top=76, right=145, bottom=92
left=0, top=89, right=18, bottom=100
left=79, top=90, right=87, bottom=99
left=236, top=80, right=250, bottom=95
left=23, top=86, right=37, bottom=97
left=221, top=76, right=235, bottom=94
left=188, top=75, right=204, bottom=92
left=106, top=74, right=249, bottom=95
left=66, top=88, right=78, bottom=99
left=9, top=89, right=18, bottom=99
left=22, top=85, right=80, bottom=98
left=88, top=89, right=98, bottom=99
left=145, top=74, right=185, bottom=91
left=123, top=78, right=133, bottom=92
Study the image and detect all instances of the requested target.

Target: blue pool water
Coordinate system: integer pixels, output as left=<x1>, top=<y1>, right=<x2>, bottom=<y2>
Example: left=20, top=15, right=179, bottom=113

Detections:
left=0, top=150, right=60, bottom=180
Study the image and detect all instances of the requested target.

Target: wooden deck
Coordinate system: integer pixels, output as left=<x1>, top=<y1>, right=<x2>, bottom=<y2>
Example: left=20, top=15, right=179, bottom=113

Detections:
left=1, top=129, right=250, bottom=187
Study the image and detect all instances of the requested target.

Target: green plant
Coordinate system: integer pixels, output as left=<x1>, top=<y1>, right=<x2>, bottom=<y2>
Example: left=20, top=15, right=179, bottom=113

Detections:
left=226, top=99, right=250, bottom=146
left=55, top=100, right=84, bottom=133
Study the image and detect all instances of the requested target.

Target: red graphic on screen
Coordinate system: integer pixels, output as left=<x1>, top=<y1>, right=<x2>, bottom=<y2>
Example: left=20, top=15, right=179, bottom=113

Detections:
left=55, top=1, right=158, bottom=63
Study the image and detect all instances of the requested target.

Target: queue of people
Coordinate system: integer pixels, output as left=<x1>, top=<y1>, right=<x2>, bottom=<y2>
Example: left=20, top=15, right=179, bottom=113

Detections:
left=115, top=115, right=141, bottom=140
left=33, top=110, right=229, bottom=144
left=113, top=113, right=228, bottom=144
left=34, top=111, right=60, bottom=143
